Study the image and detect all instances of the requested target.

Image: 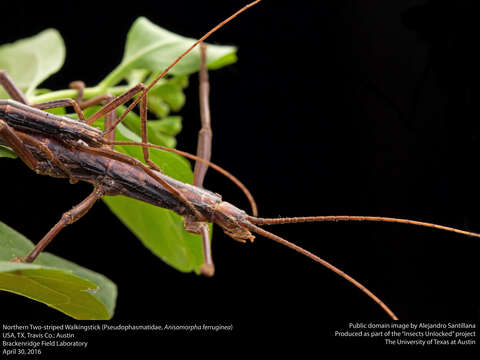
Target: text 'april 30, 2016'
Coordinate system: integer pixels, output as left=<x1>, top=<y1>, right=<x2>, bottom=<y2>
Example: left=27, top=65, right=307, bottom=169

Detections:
left=1, top=322, right=235, bottom=356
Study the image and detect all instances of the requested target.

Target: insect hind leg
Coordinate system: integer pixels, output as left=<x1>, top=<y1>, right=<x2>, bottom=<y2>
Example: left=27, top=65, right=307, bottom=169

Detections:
left=20, top=185, right=106, bottom=263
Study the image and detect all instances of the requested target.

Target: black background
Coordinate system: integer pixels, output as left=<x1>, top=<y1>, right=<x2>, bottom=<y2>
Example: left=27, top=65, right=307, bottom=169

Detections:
left=0, top=0, right=479, bottom=353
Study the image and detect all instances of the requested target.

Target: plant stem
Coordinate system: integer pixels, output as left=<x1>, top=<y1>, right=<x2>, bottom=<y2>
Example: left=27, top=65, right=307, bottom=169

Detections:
left=96, top=64, right=127, bottom=90
left=30, top=85, right=131, bottom=104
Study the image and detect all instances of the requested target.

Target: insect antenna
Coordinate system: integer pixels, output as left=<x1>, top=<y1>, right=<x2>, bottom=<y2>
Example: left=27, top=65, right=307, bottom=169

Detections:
left=247, top=215, right=480, bottom=238
left=104, top=0, right=262, bottom=135
left=241, top=213, right=480, bottom=318
left=240, top=220, right=399, bottom=320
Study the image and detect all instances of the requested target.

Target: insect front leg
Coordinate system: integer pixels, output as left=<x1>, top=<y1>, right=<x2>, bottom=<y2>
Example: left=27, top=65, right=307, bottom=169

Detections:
left=107, top=88, right=161, bottom=172
left=103, top=95, right=117, bottom=147
left=84, top=83, right=160, bottom=168
left=184, top=218, right=214, bottom=276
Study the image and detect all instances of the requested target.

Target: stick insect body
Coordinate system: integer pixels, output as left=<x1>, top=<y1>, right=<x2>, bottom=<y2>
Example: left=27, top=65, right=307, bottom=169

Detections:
left=0, top=0, right=478, bottom=320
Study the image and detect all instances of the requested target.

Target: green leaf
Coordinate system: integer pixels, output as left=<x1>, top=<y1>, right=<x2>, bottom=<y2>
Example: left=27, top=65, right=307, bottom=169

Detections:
left=149, top=116, right=182, bottom=137
left=126, top=69, right=150, bottom=86
left=88, top=116, right=207, bottom=273
left=123, top=17, right=237, bottom=75
left=83, top=105, right=179, bottom=149
left=109, top=125, right=208, bottom=273
left=121, top=110, right=182, bottom=148
left=147, top=95, right=170, bottom=118
left=99, top=17, right=237, bottom=87
left=0, top=145, right=17, bottom=159
left=0, top=222, right=117, bottom=320
left=45, top=107, right=66, bottom=115
left=102, top=198, right=206, bottom=273
left=0, top=29, right=65, bottom=98
left=113, top=120, right=192, bottom=181
left=149, top=75, right=187, bottom=113
left=140, top=75, right=188, bottom=118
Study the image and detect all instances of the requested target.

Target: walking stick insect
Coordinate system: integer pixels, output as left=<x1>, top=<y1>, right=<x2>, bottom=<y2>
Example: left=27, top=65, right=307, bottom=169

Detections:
left=0, top=0, right=479, bottom=321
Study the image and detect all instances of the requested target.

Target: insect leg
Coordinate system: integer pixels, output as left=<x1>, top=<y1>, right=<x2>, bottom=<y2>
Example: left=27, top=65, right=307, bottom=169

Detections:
left=16, top=185, right=106, bottom=263
left=85, top=83, right=162, bottom=171
left=193, top=43, right=212, bottom=188
left=96, top=85, right=159, bottom=171
left=199, top=224, right=214, bottom=276
left=183, top=218, right=213, bottom=276
left=32, top=99, right=87, bottom=122
left=69, top=81, right=112, bottom=110
left=15, top=132, right=77, bottom=183
left=138, top=91, right=161, bottom=171
left=67, top=81, right=118, bottom=137
left=103, top=95, right=116, bottom=148
left=85, top=83, right=145, bottom=126
left=184, top=43, right=215, bottom=276
left=0, top=70, right=29, bottom=104
left=85, top=81, right=163, bottom=172
left=33, top=81, right=117, bottom=122
left=0, top=119, right=38, bottom=171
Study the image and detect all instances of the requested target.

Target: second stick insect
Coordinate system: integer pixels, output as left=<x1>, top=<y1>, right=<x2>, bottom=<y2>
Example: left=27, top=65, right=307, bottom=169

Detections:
left=0, top=0, right=479, bottom=320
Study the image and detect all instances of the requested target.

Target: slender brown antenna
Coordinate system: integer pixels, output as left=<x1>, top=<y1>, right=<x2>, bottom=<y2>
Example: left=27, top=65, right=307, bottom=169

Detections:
left=247, top=215, right=480, bottom=238
left=104, top=0, right=262, bottom=135
left=107, top=140, right=258, bottom=216
left=241, top=220, right=399, bottom=320
left=145, top=0, right=261, bottom=93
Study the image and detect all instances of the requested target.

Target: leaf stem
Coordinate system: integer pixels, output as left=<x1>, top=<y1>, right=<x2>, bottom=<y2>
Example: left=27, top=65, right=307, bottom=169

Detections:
left=30, top=85, right=131, bottom=104
left=96, top=64, right=128, bottom=90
